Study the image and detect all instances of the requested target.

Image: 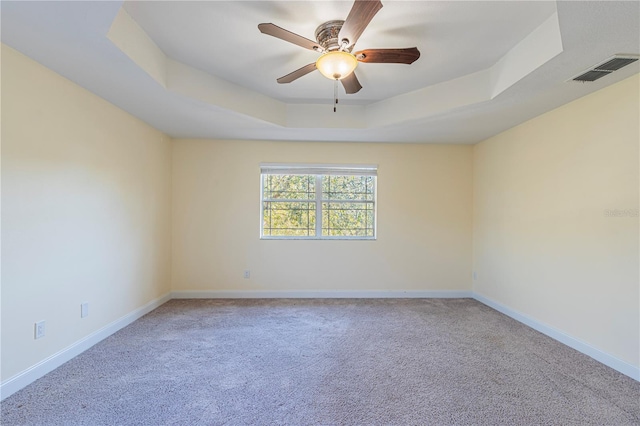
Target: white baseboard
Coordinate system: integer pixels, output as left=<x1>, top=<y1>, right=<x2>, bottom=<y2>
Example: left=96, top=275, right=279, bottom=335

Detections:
left=3, top=290, right=636, bottom=401
left=171, top=290, right=474, bottom=299
left=473, top=292, right=640, bottom=381
left=0, top=292, right=172, bottom=401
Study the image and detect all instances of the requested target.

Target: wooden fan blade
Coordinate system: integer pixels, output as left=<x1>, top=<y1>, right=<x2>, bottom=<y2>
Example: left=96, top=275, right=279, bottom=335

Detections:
left=338, top=0, right=383, bottom=50
left=277, top=63, right=317, bottom=84
left=355, top=47, right=421, bottom=64
left=341, top=72, right=362, bottom=94
left=258, top=23, right=321, bottom=51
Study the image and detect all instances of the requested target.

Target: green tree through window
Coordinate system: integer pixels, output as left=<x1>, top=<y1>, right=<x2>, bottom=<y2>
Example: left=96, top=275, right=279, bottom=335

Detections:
left=261, top=165, right=376, bottom=239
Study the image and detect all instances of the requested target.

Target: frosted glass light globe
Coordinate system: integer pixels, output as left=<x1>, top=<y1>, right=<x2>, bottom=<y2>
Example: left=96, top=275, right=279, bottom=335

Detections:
left=316, top=51, right=358, bottom=80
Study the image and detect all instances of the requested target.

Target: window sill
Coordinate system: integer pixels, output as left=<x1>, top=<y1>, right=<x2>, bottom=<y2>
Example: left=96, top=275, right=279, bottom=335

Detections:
left=260, top=236, right=376, bottom=241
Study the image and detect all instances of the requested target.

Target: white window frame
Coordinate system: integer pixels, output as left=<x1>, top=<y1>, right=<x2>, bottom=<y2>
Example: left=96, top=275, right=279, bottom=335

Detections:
left=260, top=163, right=377, bottom=240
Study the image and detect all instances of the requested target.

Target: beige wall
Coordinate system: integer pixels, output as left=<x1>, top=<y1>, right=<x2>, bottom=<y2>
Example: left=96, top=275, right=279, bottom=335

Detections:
left=473, top=74, right=639, bottom=368
left=3, top=37, right=637, bottom=388
left=171, top=140, right=473, bottom=293
left=1, top=45, right=172, bottom=381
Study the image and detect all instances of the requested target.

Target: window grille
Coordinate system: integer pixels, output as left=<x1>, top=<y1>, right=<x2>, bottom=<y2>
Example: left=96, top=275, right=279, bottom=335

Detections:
left=260, top=164, right=377, bottom=239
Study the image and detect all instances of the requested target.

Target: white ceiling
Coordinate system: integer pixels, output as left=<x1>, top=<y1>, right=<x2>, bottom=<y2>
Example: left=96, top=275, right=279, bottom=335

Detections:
left=123, top=1, right=557, bottom=103
left=2, top=1, right=639, bottom=144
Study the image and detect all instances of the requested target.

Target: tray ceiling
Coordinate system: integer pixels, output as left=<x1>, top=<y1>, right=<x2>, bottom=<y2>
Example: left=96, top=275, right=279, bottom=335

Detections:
left=1, top=1, right=638, bottom=143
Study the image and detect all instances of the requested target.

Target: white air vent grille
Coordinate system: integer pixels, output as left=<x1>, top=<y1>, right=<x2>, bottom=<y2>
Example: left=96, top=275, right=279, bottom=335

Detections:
left=571, top=55, right=639, bottom=82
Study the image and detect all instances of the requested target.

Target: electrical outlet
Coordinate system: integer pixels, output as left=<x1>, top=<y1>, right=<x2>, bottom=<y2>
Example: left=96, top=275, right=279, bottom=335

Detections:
left=35, top=321, right=46, bottom=339
left=473, top=271, right=478, bottom=281
left=243, top=270, right=250, bottom=279
left=81, top=302, right=89, bottom=318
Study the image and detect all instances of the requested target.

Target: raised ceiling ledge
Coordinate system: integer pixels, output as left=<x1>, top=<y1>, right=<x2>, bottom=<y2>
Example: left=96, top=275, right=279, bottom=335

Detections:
left=107, top=7, right=167, bottom=89
left=107, top=6, right=563, bottom=130
left=167, top=59, right=288, bottom=126
left=490, top=11, right=563, bottom=98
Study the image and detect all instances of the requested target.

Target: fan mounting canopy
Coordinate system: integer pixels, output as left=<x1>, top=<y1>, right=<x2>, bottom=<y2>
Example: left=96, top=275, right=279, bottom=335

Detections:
left=315, top=20, right=346, bottom=52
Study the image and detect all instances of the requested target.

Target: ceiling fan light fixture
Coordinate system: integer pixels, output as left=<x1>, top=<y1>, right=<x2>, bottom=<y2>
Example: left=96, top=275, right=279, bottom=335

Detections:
left=315, top=51, right=358, bottom=80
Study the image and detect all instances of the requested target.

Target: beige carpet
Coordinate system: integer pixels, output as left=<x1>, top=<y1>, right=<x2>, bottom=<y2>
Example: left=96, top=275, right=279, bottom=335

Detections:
left=2, top=298, right=639, bottom=425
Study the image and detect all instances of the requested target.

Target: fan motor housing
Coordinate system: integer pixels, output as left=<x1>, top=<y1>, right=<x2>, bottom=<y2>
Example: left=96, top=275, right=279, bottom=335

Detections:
left=315, top=20, right=346, bottom=51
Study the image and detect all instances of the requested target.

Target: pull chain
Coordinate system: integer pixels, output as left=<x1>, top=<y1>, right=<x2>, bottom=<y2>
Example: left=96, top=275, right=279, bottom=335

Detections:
left=333, top=79, right=338, bottom=112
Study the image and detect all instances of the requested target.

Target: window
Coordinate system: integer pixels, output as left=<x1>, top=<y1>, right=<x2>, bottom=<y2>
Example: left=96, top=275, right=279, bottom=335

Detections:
left=260, top=164, right=377, bottom=239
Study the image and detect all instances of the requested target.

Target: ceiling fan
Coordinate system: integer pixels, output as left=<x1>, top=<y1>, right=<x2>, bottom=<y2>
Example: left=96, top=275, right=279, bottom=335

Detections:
left=258, top=0, right=420, bottom=96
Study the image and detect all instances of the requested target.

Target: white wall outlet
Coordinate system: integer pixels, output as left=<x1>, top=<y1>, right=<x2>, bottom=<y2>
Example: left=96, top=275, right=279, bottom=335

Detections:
left=243, top=270, right=250, bottom=279
left=81, top=302, right=89, bottom=318
left=35, top=321, right=46, bottom=339
left=473, top=271, right=478, bottom=281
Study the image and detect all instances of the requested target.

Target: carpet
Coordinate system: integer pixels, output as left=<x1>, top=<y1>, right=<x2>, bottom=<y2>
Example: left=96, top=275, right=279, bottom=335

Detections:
left=2, top=298, right=639, bottom=425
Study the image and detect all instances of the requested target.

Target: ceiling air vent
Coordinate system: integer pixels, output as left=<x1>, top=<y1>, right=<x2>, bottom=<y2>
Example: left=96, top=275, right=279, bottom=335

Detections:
left=571, top=55, right=639, bottom=82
